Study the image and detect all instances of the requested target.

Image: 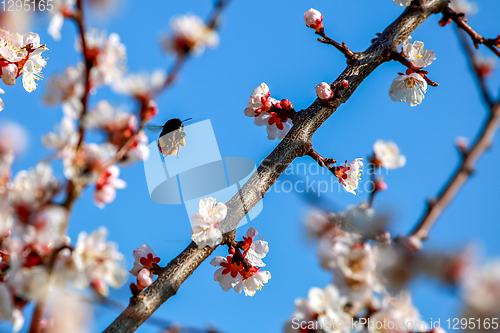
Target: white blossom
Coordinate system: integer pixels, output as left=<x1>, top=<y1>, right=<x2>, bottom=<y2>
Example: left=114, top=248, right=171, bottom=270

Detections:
left=373, top=140, right=406, bottom=169
left=402, top=36, right=436, bottom=68
left=243, top=227, right=268, bottom=267
left=190, top=197, right=226, bottom=248
left=389, top=72, right=427, bottom=106
left=393, top=0, right=411, bottom=6
left=22, top=46, right=49, bottom=93
left=241, top=270, right=271, bottom=297
left=335, top=158, right=363, bottom=195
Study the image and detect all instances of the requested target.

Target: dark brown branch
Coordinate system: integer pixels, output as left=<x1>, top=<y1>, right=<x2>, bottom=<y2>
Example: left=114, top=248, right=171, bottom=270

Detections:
left=444, top=6, right=500, bottom=59
left=103, top=1, right=449, bottom=332
left=410, top=32, right=500, bottom=240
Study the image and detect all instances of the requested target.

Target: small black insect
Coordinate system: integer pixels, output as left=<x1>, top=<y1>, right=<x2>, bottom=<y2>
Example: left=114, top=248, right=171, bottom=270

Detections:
left=147, top=118, right=191, bottom=158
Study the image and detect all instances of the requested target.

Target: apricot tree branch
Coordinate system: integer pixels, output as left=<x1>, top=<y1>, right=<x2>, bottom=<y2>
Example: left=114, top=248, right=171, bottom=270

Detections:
left=410, top=29, right=500, bottom=241
left=103, top=1, right=449, bottom=332
left=444, top=6, right=500, bottom=59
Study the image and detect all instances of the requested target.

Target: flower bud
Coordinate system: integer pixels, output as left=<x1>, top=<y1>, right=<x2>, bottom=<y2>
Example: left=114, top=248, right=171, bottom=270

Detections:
left=315, top=82, right=333, bottom=100
left=304, top=8, right=323, bottom=32
left=1, top=64, right=18, bottom=85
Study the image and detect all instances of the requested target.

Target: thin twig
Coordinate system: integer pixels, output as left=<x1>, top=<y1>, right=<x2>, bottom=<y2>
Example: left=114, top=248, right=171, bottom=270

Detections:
left=410, top=31, right=500, bottom=240
left=316, top=27, right=355, bottom=61
left=456, top=29, right=494, bottom=107
left=444, top=6, right=500, bottom=59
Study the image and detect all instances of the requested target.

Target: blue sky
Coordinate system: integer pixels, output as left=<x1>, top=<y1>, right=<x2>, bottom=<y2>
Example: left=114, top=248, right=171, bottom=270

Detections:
left=2, top=0, right=500, bottom=332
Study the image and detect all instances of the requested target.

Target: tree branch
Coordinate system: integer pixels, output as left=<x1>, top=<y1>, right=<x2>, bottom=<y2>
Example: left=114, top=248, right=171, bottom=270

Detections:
left=103, top=1, right=448, bottom=332
left=410, top=26, right=500, bottom=241
left=444, top=6, right=500, bottom=59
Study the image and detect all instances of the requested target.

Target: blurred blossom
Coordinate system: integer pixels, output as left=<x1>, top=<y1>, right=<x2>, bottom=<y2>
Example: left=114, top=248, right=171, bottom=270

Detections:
left=462, top=261, right=500, bottom=318
left=449, top=0, right=477, bottom=15
left=43, top=63, right=85, bottom=118
left=369, top=292, right=427, bottom=333
left=112, top=70, right=166, bottom=101
left=284, top=284, right=351, bottom=333
left=71, top=227, right=127, bottom=296
left=473, top=54, right=495, bottom=78
left=48, top=0, right=76, bottom=41
left=76, top=30, right=126, bottom=87
left=373, top=140, right=406, bottom=169
left=84, top=101, right=150, bottom=165
left=0, top=283, right=23, bottom=332
left=63, top=142, right=116, bottom=182
left=42, top=117, right=79, bottom=156
left=163, top=14, right=219, bottom=56
left=0, top=122, right=29, bottom=156
left=94, top=165, right=126, bottom=208
left=8, top=163, right=58, bottom=224
left=46, top=288, right=91, bottom=333
left=0, top=10, right=33, bottom=33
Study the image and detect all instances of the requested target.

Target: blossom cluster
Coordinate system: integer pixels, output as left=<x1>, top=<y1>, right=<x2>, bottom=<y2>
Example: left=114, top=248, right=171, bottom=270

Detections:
left=0, top=30, right=49, bottom=111
left=0, top=128, right=129, bottom=332
left=163, top=14, right=219, bottom=56
left=389, top=36, right=436, bottom=107
left=244, top=83, right=295, bottom=140
left=211, top=227, right=271, bottom=296
left=285, top=206, right=431, bottom=333
left=190, top=197, right=227, bottom=248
